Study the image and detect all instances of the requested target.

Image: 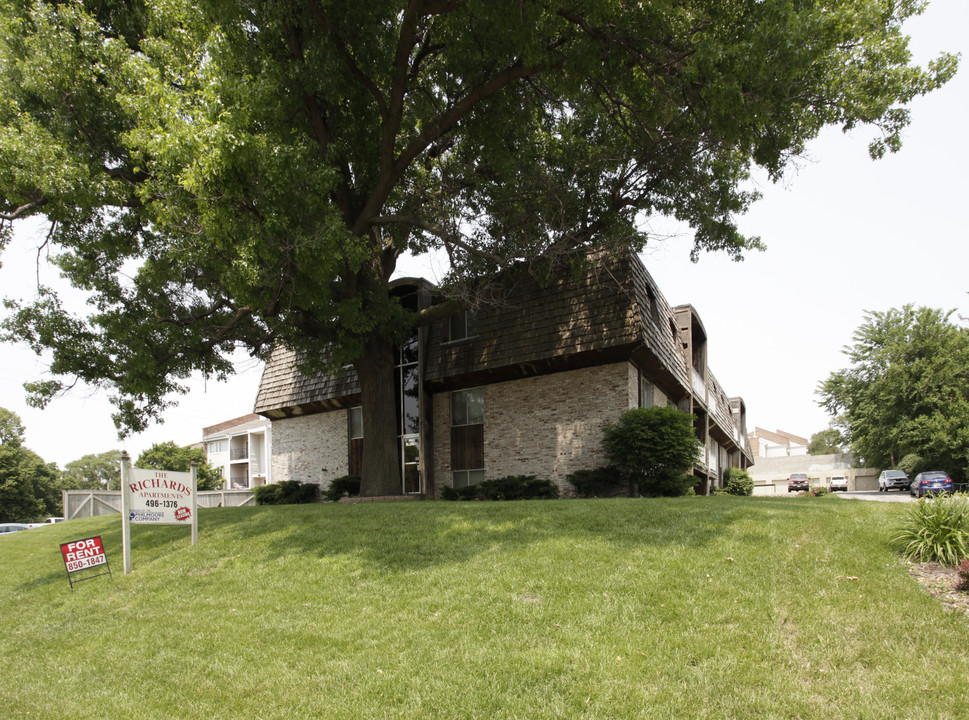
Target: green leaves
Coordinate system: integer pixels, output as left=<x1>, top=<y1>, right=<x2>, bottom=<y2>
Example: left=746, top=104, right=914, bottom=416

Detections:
left=602, top=406, right=702, bottom=497
left=818, top=305, right=969, bottom=480
left=0, top=0, right=959, bottom=437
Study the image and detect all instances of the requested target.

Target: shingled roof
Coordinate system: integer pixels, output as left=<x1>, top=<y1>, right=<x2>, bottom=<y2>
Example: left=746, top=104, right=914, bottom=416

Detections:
left=254, top=346, right=359, bottom=418
left=253, top=250, right=694, bottom=416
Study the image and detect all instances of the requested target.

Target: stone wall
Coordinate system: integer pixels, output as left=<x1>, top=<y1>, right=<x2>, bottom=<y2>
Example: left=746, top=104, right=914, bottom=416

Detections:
left=270, top=411, right=349, bottom=488
left=432, top=362, right=636, bottom=493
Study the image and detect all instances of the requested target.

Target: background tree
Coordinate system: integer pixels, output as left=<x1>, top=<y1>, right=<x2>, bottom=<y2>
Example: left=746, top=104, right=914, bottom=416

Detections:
left=818, top=305, right=969, bottom=481
left=602, top=407, right=701, bottom=497
left=0, top=0, right=957, bottom=495
left=808, top=427, right=845, bottom=456
left=134, top=441, right=223, bottom=491
left=62, top=450, right=122, bottom=490
left=0, top=407, right=61, bottom=522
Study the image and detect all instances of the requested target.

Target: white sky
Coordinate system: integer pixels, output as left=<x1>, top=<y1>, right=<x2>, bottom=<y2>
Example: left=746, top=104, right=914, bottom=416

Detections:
left=1, top=1, right=966, bottom=468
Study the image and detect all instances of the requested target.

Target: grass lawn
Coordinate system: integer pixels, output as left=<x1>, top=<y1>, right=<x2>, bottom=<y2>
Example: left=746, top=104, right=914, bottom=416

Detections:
left=2, top=495, right=968, bottom=719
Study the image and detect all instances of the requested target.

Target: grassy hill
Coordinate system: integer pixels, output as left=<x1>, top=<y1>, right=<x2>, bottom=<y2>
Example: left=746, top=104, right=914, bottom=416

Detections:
left=2, top=496, right=968, bottom=719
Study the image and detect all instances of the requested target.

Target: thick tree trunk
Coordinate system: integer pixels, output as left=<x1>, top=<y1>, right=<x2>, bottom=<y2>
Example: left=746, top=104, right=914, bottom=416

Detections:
left=354, top=334, right=401, bottom=496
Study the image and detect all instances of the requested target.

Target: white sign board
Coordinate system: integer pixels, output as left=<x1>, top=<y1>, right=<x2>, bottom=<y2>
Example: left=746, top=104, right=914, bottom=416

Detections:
left=120, top=455, right=198, bottom=574
left=126, top=468, right=195, bottom=525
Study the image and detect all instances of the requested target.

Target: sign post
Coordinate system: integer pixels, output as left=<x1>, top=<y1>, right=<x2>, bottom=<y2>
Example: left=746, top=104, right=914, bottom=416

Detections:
left=120, top=452, right=198, bottom=575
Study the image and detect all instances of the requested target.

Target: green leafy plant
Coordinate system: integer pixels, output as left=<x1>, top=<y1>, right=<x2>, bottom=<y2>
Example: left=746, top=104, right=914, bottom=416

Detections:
left=253, top=480, right=319, bottom=506
left=566, top=467, right=627, bottom=498
left=441, top=475, right=559, bottom=501
left=323, top=475, right=361, bottom=503
left=722, top=468, right=754, bottom=496
left=892, top=492, right=969, bottom=566
left=602, top=407, right=701, bottom=497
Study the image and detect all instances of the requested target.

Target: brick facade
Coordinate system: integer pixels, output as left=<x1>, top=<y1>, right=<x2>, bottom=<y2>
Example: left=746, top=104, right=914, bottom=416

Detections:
left=432, top=362, right=637, bottom=493
left=270, top=411, right=349, bottom=488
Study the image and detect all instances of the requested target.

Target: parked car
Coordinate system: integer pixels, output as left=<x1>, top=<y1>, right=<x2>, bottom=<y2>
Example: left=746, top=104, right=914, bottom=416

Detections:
left=879, top=469, right=911, bottom=492
left=787, top=473, right=810, bottom=492
left=910, top=471, right=953, bottom=498
left=27, top=517, right=65, bottom=528
left=829, top=475, right=848, bottom=492
left=0, top=523, right=30, bottom=535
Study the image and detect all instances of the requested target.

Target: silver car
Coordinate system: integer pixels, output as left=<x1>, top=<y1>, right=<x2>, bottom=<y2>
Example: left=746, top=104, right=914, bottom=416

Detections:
left=878, top=469, right=910, bottom=492
left=0, top=523, right=30, bottom=535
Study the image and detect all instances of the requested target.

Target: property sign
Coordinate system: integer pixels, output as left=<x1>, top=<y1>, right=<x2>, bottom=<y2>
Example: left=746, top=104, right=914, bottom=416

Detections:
left=120, top=454, right=198, bottom=574
left=126, top=468, right=195, bottom=525
left=60, top=536, right=112, bottom=589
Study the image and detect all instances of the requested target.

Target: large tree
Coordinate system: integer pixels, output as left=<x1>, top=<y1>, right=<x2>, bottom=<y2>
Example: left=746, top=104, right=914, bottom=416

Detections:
left=0, top=407, right=62, bottom=522
left=818, top=306, right=969, bottom=481
left=0, top=0, right=957, bottom=495
left=62, top=449, right=122, bottom=490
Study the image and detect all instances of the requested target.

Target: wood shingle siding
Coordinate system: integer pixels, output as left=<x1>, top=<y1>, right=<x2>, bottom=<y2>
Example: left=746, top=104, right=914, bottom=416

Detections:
left=253, top=346, right=359, bottom=418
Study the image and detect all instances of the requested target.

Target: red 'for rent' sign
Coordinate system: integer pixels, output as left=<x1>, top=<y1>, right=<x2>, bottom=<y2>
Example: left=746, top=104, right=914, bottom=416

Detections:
left=60, top=536, right=108, bottom=574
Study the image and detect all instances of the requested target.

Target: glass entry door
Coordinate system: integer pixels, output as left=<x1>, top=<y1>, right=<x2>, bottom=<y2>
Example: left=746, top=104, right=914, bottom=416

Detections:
left=402, top=437, right=421, bottom=494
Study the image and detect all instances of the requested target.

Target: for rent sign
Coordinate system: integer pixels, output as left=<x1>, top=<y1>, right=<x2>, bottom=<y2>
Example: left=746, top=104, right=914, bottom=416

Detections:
left=61, top=536, right=107, bottom=572
left=60, top=536, right=112, bottom=589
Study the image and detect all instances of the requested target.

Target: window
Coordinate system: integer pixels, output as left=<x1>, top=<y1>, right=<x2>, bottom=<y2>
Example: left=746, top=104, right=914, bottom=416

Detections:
left=640, top=378, right=654, bottom=408
left=449, top=310, right=478, bottom=342
left=451, top=388, right=484, bottom=426
left=348, top=406, right=363, bottom=476
left=207, top=440, right=227, bottom=454
left=348, top=406, right=363, bottom=439
left=453, top=469, right=485, bottom=488
left=451, top=388, right=484, bottom=486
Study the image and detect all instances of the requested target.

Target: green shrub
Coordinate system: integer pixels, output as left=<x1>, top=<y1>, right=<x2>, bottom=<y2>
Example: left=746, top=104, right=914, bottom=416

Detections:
left=440, top=485, right=478, bottom=501
left=722, top=467, right=754, bottom=496
left=566, top=467, right=627, bottom=498
left=892, top=492, right=969, bottom=566
left=601, top=407, right=701, bottom=497
left=253, top=480, right=319, bottom=506
left=323, top=475, right=361, bottom=502
left=441, top=475, right=559, bottom=501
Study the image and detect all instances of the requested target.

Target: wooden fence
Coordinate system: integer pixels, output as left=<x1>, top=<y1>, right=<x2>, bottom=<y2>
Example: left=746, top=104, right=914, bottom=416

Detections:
left=63, top=488, right=255, bottom=520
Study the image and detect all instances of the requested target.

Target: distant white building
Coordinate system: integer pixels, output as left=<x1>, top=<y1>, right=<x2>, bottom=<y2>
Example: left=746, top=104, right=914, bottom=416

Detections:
left=203, top=414, right=272, bottom=489
left=748, top=427, right=808, bottom=458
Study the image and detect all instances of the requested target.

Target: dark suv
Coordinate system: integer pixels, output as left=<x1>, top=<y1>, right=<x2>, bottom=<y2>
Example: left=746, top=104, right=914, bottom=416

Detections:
left=787, top=473, right=810, bottom=493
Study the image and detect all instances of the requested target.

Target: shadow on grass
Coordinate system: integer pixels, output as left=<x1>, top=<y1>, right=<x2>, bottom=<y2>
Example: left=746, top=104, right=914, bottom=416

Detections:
left=199, top=495, right=825, bottom=575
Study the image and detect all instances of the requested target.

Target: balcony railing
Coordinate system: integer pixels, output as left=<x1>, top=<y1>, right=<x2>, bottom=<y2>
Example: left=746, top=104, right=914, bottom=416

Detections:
left=230, top=447, right=249, bottom=461
left=691, top=368, right=706, bottom=400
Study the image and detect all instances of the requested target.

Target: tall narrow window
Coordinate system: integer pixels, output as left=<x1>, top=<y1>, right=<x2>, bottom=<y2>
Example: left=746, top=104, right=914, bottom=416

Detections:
left=348, top=406, right=363, bottom=477
left=640, top=378, right=654, bottom=408
left=451, top=388, right=484, bottom=488
left=396, top=332, right=421, bottom=493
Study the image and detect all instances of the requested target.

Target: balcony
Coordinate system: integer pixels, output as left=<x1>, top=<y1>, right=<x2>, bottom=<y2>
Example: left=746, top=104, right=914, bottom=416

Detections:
left=691, top=368, right=706, bottom=401
left=230, top=447, right=249, bottom=461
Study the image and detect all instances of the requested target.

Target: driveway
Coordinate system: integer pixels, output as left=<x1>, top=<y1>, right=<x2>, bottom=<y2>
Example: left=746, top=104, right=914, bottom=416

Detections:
left=836, top=490, right=914, bottom=503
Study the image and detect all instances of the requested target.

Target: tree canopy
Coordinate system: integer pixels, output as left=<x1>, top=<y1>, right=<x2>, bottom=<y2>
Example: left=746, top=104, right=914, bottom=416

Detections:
left=818, top=305, right=969, bottom=481
left=0, top=0, right=958, bottom=494
left=135, top=441, right=223, bottom=491
left=808, top=427, right=845, bottom=456
left=0, top=407, right=61, bottom=522
left=62, top=450, right=122, bottom=490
